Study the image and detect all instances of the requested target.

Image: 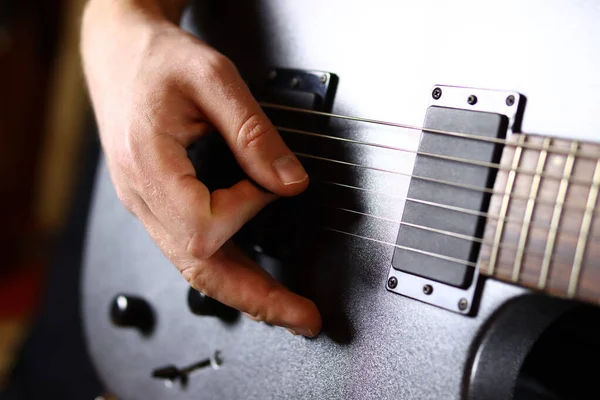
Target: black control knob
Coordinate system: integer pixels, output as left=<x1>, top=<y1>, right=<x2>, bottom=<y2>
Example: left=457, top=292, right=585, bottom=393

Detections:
left=110, top=294, right=155, bottom=334
left=187, top=287, right=238, bottom=323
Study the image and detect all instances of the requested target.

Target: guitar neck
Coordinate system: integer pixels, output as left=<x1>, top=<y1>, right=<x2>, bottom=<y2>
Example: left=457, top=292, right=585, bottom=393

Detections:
left=479, top=134, right=600, bottom=304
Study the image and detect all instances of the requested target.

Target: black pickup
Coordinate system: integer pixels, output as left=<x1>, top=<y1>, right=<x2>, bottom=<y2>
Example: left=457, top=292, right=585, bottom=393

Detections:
left=392, top=106, right=507, bottom=288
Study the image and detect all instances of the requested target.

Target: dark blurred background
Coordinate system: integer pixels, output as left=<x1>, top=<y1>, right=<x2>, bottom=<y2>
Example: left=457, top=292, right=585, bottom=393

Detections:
left=0, top=0, right=101, bottom=396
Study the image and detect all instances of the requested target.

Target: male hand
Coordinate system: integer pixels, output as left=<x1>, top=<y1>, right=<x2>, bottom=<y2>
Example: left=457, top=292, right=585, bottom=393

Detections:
left=81, top=0, right=321, bottom=337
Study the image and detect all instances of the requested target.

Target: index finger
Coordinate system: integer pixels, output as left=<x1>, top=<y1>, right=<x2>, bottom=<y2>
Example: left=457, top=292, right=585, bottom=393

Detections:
left=182, top=241, right=322, bottom=337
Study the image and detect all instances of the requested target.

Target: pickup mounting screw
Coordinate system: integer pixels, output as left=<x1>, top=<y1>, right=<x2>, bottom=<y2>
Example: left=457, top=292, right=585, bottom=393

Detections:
left=467, top=95, right=478, bottom=105
left=506, top=95, right=515, bottom=106
left=290, top=77, right=300, bottom=88
left=458, top=298, right=468, bottom=311
left=432, top=87, right=442, bottom=100
left=320, top=74, right=328, bottom=84
left=423, top=284, right=433, bottom=295
left=387, top=276, right=398, bottom=289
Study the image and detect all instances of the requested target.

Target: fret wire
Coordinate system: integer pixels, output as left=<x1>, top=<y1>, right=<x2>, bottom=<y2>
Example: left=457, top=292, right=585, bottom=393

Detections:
left=261, top=102, right=600, bottom=160
left=279, top=126, right=592, bottom=186
left=324, top=227, right=477, bottom=267
left=299, top=152, right=600, bottom=213
left=317, top=179, right=599, bottom=239
left=538, top=141, right=579, bottom=289
left=487, top=135, right=526, bottom=275
left=568, top=159, right=600, bottom=297
left=326, top=205, right=539, bottom=254
left=512, top=138, right=551, bottom=282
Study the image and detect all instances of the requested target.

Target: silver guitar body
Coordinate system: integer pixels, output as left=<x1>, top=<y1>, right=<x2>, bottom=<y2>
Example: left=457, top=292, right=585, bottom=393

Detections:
left=82, top=1, right=600, bottom=399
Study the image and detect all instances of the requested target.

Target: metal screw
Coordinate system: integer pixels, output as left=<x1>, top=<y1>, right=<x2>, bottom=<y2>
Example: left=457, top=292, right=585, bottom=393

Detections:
left=290, top=77, right=300, bottom=88
left=423, top=284, right=433, bottom=295
left=387, top=276, right=398, bottom=289
left=432, top=87, right=442, bottom=100
left=467, top=95, right=478, bottom=105
left=458, top=298, right=468, bottom=311
left=320, top=74, right=328, bottom=84
left=267, top=70, right=277, bottom=80
left=506, top=95, right=515, bottom=106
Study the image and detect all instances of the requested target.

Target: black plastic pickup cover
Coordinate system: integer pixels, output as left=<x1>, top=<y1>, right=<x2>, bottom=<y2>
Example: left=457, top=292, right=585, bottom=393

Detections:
left=392, top=106, right=507, bottom=288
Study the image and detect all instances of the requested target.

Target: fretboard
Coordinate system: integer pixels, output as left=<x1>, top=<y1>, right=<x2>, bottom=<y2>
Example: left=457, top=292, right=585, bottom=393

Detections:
left=479, top=134, right=600, bottom=304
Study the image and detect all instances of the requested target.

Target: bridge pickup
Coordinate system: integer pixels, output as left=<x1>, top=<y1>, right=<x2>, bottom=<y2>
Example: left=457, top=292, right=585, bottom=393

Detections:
left=392, top=106, right=507, bottom=288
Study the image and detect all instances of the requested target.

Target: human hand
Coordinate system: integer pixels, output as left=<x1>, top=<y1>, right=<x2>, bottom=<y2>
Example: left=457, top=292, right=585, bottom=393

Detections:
left=80, top=0, right=321, bottom=337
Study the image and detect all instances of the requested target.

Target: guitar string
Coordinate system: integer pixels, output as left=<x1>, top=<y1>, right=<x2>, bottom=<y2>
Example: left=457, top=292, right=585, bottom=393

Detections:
left=314, top=179, right=600, bottom=240
left=262, top=104, right=600, bottom=214
left=261, top=102, right=600, bottom=160
left=295, top=151, right=600, bottom=215
left=257, top=103, right=599, bottom=277
left=278, top=126, right=592, bottom=186
left=321, top=204, right=550, bottom=257
left=323, top=225, right=580, bottom=280
left=323, top=224, right=573, bottom=273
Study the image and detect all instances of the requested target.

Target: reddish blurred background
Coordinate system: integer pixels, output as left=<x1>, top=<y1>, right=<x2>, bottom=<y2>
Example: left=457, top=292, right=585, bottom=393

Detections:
left=0, top=0, right=89, bottom=388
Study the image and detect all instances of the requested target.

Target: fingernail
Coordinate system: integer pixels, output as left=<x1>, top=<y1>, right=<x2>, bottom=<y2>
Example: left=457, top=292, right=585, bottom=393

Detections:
left=287, top=327, right=314, bottom=338
left=273, top=155, right=308, bottom=185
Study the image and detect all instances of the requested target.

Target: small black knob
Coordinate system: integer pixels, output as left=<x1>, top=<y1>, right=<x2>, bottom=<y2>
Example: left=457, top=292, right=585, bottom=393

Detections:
left=110, top=294, right=155, bottom=334
left=187, top=287, right=238, bottom=323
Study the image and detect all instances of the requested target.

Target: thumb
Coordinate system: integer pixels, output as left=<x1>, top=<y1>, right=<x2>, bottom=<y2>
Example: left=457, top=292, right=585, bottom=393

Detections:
left=188, top=53, right=309, bottom=196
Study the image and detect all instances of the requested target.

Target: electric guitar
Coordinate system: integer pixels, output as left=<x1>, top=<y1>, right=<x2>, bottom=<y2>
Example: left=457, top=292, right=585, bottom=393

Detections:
left=82, top=1, right=600, bottom=399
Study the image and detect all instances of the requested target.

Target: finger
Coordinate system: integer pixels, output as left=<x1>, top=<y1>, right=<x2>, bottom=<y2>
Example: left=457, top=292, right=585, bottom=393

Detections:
left=126, top=160, right=321, bottom=337
left=186, top=179, right=277, bottom=259
left=183, top=241, right=322, bottom=337
left=138, top=134, right=276, bottom=259
left=184, top=51, right=309, bottom=196
left=137, top=195, right=322, bottom=337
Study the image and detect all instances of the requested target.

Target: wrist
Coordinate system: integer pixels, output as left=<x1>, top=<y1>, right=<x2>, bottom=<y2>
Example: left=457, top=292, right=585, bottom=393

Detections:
left=81, top=0, right=185, bottom=65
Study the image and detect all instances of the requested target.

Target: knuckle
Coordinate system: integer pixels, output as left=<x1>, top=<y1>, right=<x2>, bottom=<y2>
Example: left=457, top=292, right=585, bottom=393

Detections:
left=237, top=113, right=273, bottom=150
left=115, top=186, right=142, bottom=215
left=111, top=127, right=142, bottom=179
left=186, top=231, right=218, bottom=261
left=182, top=265, right=215, bottom=298
left=122, top=126, right=145, bottom=170
left=246, top=285, right=278, bottom=322
left=182, top=265, right=206, bottom=289
left=245, top=307, right=265, bottom=322
left=116, top=126, right=155, bottom=193
left=191, top=51, right=233, bottom=83
left=205, top=51, right=234, bottom=74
